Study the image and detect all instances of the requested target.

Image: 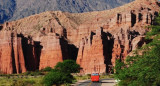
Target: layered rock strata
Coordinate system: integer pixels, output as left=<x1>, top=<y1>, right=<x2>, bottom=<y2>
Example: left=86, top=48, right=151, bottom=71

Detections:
left=0, top=0, right=159, bottom=74
left=77, top=29, right=107, bottom=74
left=0, top=31, right=26, bottom=74
left=39, top=33, right=63, bottom=70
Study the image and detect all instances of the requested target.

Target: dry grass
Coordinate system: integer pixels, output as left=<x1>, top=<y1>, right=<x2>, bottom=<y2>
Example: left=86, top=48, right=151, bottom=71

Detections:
left=0, top=76, right=44, bottom=86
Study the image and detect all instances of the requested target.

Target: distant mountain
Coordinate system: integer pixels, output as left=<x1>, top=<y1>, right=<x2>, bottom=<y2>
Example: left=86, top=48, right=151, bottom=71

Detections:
left=0, top=0, right=134, bottom=24
left=0, top=0, right=16, bottom=23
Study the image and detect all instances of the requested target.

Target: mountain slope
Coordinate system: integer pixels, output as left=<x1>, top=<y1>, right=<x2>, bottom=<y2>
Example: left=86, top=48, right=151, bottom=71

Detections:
left=0, top=0, right=134, bottom=24
left=0, top=0, right=159, bottom=74
left=0, top=0, right=16, bottom=23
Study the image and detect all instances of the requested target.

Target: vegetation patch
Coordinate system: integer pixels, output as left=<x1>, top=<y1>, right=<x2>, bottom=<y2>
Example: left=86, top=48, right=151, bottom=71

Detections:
left=0, top=60, right=80, bottom=86
left=0, top=76, right=43, bottom=86
left=114, top=13, right=160, bottom=86
left=42, top=60, right=80, bottom=86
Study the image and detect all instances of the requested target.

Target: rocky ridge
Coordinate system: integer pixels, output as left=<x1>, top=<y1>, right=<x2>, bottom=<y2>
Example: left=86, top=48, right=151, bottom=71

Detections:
left=0, top=0, right=134, bottom=24
left=0, top=0, right=159, bottom=74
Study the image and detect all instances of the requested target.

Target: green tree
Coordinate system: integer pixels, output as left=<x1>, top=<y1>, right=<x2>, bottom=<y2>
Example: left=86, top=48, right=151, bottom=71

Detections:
left=54, top=60, right=80, bottom=73
left=43, top=70, right=73, bottom=86
left=43, top=60, right=80, bottom=86
left=41, top=67, right=52, bottom=72
left=114, top=13, right=160, bottom=86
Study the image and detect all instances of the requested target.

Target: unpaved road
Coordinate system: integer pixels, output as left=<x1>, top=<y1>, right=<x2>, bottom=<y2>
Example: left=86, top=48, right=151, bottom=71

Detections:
left=75, top=78, right=116, bottom=86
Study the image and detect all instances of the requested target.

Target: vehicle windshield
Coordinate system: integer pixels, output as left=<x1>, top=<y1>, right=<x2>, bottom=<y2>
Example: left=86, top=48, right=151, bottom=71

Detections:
left=91, top=73, right=99, bottom=76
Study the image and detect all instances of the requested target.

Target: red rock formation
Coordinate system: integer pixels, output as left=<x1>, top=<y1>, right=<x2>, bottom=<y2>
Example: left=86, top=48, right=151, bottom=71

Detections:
left=21, top=36, right=42, bottom=71
left=111, top=40, right=122, bottom=67
left=0, top=31, right=26, bottom=74
left=0, top=0, right=159, bottom=74
left=12, top=33, right=26, bottom=74
left=77, top=29, right=106, bottom=74
left=132, top=36, right=145, bottom=51
left=39, top=33, right=63, bottom=70
left=0, top=31, right=13, bottom=74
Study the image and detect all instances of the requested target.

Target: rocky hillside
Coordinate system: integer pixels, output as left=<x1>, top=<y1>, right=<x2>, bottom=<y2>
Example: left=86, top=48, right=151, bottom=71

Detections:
left=0, top=0, right=159, bottom=74
left=0, top=0, right=134, bottom=24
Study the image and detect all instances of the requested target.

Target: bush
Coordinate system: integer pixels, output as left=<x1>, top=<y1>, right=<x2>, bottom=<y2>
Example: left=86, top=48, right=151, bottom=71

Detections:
left=115, top=46, right=160, bottom=86
left=54, top=60, right=80, bottom=73
left=114, top=13, right=160, bottom=86
left=23, top=71, right=43, bottom=76
left=43, top=60, right=80, bottom=86
left=41, top=67, right=52, bottom=72
left=43, top=70, right=73, bottom=86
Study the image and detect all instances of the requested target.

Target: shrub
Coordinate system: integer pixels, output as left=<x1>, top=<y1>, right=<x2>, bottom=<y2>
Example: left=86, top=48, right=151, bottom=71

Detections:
left=115, top=46, right=160, bottom=86
left=23, top=71, right=43, bottom=76
left=41, top=67, right=52, bottom=72
left=43, top=60, right=80, bottom=86
left=114, top=13, right=160, bottom=86
left=54, top=60, right=80, bottom=73
left=43, top=70, right=73, bottom=86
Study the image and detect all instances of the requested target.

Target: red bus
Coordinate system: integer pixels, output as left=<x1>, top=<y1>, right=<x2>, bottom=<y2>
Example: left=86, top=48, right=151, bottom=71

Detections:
left=91, top=73, right=100, bottom=82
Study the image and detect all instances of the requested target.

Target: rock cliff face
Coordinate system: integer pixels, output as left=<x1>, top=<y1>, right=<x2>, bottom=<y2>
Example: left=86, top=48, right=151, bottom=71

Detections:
left=0, top=0, right=159, bottom=74
left=39, top=33, right=63, bottom=70
left=77, top=29, right=107, bottom=74
left=0, top=31, right=26, bottom=74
